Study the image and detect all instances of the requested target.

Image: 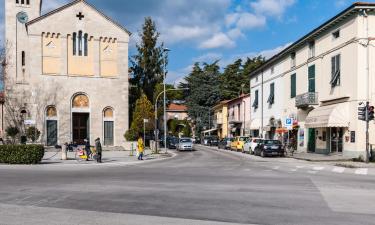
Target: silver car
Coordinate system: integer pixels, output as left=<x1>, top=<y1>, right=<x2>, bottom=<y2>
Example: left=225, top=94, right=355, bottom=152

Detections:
left=177, top=138, right=193, bottom=151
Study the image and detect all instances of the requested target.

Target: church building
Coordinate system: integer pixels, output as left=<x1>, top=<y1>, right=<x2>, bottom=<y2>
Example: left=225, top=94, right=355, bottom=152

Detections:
left=4, top=0, right=130, bottom=147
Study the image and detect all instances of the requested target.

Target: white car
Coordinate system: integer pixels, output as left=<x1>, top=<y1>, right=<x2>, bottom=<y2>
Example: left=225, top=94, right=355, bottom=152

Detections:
left=243, top=138, right=263, bottom=154
left=177, top=138, right=193, bottom=151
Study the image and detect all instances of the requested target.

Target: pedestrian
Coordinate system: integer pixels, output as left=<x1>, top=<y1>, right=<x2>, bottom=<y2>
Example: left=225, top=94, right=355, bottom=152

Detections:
left=84, top=139, right=91, bottom=161
left=95, top=137, right=102, bottom=163
left=137, top=135, right=144, bottom=160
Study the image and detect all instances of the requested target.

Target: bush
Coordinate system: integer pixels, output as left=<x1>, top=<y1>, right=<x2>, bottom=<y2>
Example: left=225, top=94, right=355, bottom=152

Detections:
left=26, top=127, right=41, bottom=143
left=0, top=145, right=45, bottom=164
left=6, top=126, right=19, bottom=144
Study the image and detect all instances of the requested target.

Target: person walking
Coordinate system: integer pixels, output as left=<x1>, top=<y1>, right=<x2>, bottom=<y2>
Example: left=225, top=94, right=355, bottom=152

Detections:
left=95, top=138, right=102, bottom=163
left=137, top=135, right=144, bottom=160
left=84, top=139, right=91, bottom=161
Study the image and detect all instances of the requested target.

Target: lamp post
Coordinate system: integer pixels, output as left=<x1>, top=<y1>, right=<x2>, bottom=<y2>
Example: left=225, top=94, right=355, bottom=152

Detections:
left=143, top=118, right=148, bottom=147
left=154, top=87, right=189, bottom=153
left=163, top=48, right=170, bottom=153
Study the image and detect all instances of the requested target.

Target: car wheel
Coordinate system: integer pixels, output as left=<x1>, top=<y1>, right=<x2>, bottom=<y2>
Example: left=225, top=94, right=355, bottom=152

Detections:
left=260, top=150, right=265, bottom=158
left=249, top=148, right=252, bottom=154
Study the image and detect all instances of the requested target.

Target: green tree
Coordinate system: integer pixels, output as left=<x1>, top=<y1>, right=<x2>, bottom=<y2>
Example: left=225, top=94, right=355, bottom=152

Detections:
left=185, top=62, right=221, bottom=136
left=6, top=126, right=19, bottom=144
left=220, top=59, right=243, bottom=100
left=125, top=94, right=155, bottom=141
left=241, top=56, right=265, bottom=92
left=130, top=17, right=166, bottom=106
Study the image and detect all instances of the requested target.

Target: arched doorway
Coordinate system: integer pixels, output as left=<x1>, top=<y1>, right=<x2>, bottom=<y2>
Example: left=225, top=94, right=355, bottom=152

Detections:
left=46, top=106, right=58, bottom=146
left=72, top=93, right=90, bottom=144
left=103, top=107, right=114, bottom=146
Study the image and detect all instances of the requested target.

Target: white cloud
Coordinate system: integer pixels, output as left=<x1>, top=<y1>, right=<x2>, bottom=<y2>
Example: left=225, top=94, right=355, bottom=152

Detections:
left=335, top=0, right=351, bottom=8
left=250, top=0, right=296, bottom=19
left=162, top=25, right=211, bottom=43
left=236, top=13, right=266, bottom=29
left=199, top=32, right=236, bottom=49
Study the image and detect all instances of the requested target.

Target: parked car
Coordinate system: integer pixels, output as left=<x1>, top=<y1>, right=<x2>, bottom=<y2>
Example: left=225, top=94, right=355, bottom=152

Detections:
left=177, top=138, right=193, bottom=151
left=243, top=138, right=263, bottom=154
left=208, top=136, right=219, bottom=146
left=230, top=136, right=249, bottom=152
left=202, top=136, right=211, bottom=145
left=254, top=140, right=285, bottom=157
left=218, top=137, right=234, bottom=149
left=164, top=136, right=179, bottom=149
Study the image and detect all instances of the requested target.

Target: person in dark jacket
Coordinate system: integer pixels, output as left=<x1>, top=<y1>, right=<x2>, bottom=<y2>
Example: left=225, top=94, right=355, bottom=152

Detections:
left=84, top=139, right=91, bottom=161
left=95, top=138, right=102, bottom=163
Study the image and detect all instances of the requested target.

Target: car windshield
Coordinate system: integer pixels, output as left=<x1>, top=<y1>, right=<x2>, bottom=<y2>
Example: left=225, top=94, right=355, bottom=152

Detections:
left=254, top=139, right=262, bottom=143
left=239, top=137, right=248, bottom=141
left=263, top=140, right=281, bottom=145
left=180, top=139, right=191, bottom=143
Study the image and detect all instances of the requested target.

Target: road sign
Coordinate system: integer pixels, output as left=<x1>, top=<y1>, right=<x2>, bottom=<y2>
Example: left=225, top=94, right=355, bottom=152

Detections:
left=285, top=118, right=293, bottom=130
left=24, top=120, right=36, bottom=125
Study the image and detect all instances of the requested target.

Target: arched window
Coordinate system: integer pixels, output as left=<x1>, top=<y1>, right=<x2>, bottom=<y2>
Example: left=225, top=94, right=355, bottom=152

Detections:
left=46, top=106, right=57, bottom=118
left=72, top=94, right=89, bottom=108
left=72, top=32, right=77, bottom=55
left=84, top=33, right=88, bottom=56
left=21, top=0, right=24, bottom=4
left=104, top=108, right=114, bottom=118
left=26, top=0, right=29, bottom=4
left=78, top=31, right=83, bottom=56
left=16, top=0, right=19, bottom=4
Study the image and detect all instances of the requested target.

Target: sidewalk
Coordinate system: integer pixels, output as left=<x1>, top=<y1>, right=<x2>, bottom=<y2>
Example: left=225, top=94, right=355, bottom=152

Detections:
left=292, top=152, right=353, bottom=162
left=41, top=149, right=172, bottom=166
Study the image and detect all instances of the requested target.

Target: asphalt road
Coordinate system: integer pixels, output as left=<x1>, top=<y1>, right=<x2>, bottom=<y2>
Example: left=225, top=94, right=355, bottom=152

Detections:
left=1, top=145, right=375, bottom=225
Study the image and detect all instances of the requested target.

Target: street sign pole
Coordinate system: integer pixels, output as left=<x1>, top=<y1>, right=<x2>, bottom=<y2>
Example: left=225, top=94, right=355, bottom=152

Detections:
left=366, top=102, right=370, bottom=164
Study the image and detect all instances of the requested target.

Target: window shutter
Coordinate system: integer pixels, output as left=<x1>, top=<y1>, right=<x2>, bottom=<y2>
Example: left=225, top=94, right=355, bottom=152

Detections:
left=308, top=65, right=315, bottom=93
left=291, top=74, right=296, bottom=98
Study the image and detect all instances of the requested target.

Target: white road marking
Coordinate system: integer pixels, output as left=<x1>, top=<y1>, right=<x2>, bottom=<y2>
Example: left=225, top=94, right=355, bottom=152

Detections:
left=308, top=170, right=318, bottom=174
left=290, top=169, right=297, bottom=172
left=332, top=167, right=345, bottom=173
left=272, top=166, right=280, bottom=170
left=313, top=167, right=324, bottom=171
left=296, top=166, right=305, bottom=169
left=355, top=168, right=368, bottom=175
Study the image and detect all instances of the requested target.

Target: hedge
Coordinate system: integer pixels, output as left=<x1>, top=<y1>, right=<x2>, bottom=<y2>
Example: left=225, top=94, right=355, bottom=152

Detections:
left=0, top=145, right=45, bottom=164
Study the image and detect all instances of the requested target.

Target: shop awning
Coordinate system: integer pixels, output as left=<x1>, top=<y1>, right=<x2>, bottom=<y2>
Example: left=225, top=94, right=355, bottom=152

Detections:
left=202, top=128, right=218, bottom=134
left=305, top=103, right=349, bottom=128
left=250, top=118, right=261, bottom=130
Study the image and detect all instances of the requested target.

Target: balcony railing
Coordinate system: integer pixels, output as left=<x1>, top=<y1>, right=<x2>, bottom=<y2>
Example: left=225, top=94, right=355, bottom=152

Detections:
left=295, top=92, right=319, bottom=108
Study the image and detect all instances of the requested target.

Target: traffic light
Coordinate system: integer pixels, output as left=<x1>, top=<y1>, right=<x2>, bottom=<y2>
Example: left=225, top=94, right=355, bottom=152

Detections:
left=368, top=106, right=375, bottom=121
left=358, top=106, right=367, bottom=121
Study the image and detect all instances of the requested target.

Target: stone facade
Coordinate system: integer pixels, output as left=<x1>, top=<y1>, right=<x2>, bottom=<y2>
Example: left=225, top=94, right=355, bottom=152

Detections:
left=4, top=0, right=130, bottom=147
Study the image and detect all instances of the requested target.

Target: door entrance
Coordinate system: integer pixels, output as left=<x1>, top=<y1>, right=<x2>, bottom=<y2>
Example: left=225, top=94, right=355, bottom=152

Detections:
left=47, top=120, right=57, bottom=146
left=73, top=113, right=89, bottom=145
left=308, top=128, right=316, bottom=152
left=330, top=127, right=343, bottom=153
left=104, top=121, right=114, bottom=146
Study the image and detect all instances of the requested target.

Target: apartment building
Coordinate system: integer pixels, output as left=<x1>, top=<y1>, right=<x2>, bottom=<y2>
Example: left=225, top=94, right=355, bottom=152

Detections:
left=250, top=2, right=375, bottom=158
left=227, top=94, right=250, bottom=137
left=212, top=101, right=229, bottom=139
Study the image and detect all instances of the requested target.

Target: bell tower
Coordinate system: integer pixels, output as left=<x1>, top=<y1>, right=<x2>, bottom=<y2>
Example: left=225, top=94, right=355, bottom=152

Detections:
left=5, top=0, right=42, bottom=83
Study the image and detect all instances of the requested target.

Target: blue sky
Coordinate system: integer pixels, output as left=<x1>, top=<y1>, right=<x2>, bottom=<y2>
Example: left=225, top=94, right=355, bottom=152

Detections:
left=1, top=0, right=374, bottom=84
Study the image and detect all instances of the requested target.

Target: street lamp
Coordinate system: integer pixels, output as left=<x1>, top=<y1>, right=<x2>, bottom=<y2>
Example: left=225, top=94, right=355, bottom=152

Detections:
left=154, top=87, right=189, bottom=153
left=163, top=48, right=170, bottom=153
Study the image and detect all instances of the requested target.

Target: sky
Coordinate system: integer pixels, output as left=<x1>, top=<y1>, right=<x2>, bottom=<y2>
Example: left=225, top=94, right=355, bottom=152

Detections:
left=1, top=0, right=374, bottom=84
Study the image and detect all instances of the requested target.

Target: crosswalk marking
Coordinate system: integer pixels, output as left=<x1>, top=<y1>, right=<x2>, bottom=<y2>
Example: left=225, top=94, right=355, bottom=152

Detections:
left=290, top=169, right=297, bottom=172
left=332, top=167, right=345, bottom=173
left=313, top=166, right=324, bottom=171
left=296, top=166, right=305, bottom=169
left=355, top=168, right=368, bottom=175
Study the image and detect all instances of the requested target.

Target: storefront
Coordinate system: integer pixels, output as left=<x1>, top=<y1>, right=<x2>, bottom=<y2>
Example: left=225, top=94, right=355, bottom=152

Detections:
left=250, top=118, right=261, bottom=138
left=305, top=103, right=349, bottom=154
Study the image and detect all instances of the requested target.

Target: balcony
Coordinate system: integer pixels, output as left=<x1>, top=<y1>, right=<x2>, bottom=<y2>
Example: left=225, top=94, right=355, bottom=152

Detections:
left=295, top=92, right=319, bottom=108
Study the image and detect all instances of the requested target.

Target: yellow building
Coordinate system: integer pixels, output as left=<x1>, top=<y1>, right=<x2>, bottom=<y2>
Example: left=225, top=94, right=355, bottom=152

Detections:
left=213, top=101, right=229, bottom=139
